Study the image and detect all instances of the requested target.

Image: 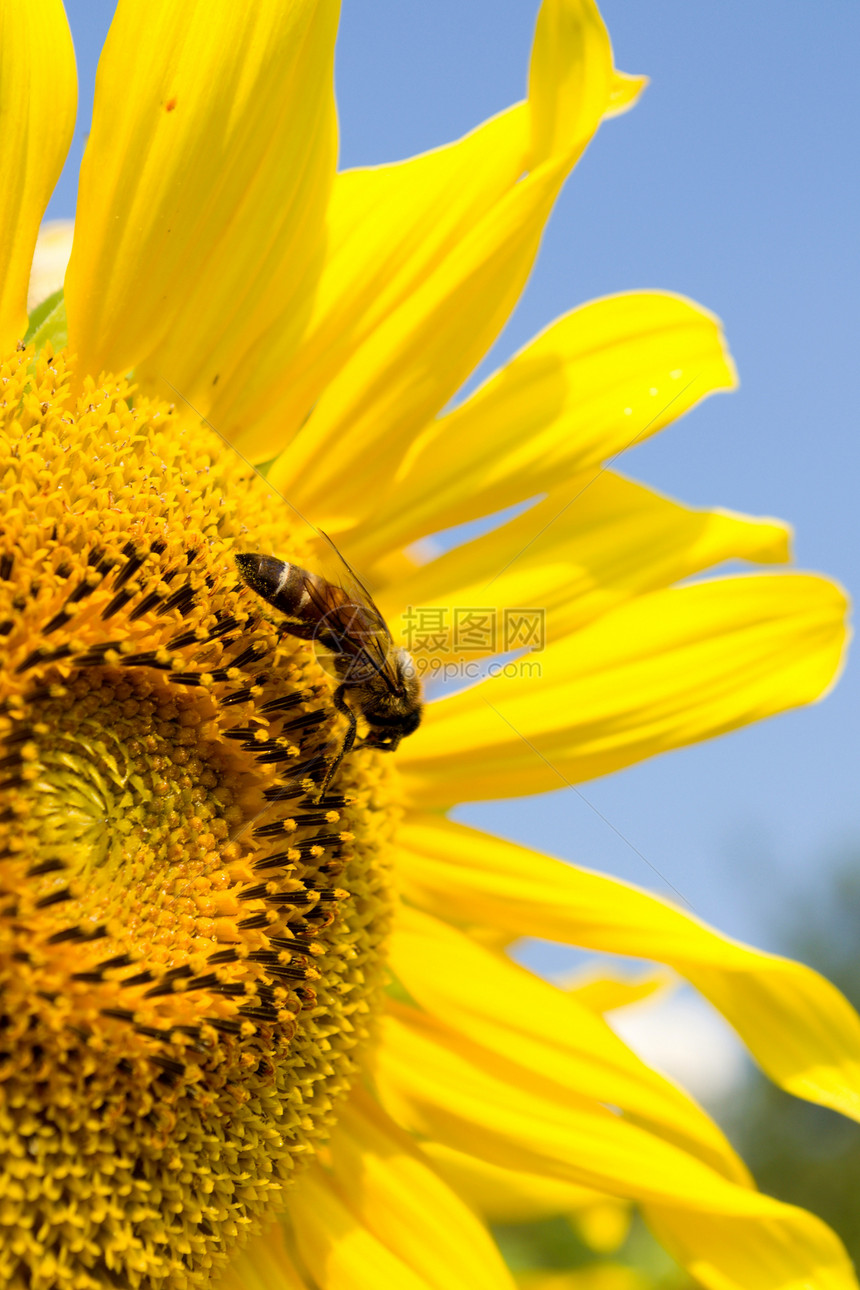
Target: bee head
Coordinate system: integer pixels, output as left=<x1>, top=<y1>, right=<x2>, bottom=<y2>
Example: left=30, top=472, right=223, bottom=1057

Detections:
left=358, top=649, right=422, bottom=749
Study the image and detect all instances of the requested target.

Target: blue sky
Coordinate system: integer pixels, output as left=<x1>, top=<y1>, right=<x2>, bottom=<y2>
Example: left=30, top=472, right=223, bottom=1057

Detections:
left=52, top=2, right=859, bottom=959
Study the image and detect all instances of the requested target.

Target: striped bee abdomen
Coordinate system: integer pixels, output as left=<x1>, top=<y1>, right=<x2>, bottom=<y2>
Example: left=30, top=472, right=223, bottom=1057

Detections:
left=235, top=553, right=327, bottom=639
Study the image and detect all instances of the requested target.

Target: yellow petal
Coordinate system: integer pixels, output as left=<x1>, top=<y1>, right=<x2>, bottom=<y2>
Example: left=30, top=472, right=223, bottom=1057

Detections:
left=563, top=966, right=675, bottom=1014
left=225, top=48, right=647, bottom=462
left=397, top=816, right=860, bottom=1124
left=65, top=0, right=338, bottom=414
left=424, top=1145, right=634, bottom=1256
left=318, top=1091, right=516, bottom=1290
left=347, top=290, right=737, bottom=563
left=606, top=70, right=650, bottom=118
left=391, top=905, right=747, bottom=1184
left=218, top=1223, right=307, bottom=1290
left=399, top=574, right=848, bottom=803
left=376, top=1002, right=725, bottom=1205
left=375, top=1004, right=856, bottom=1290
left=645, top=1204, right=857, bottom=1290
left=267, top=0, right=621, bottom=507
left=376, top=472, right=789, bottom=654
left=289, top=1163, right=452, bottom=1290
left=0, top=0, right=76, bottom=350
left=528, top=0, right=613, bottom=164
left=269, top=164, right=571, bottom=515
left=221, top=103, right=529, bottom=460
left=420, top=1141, right=607, bottom=1223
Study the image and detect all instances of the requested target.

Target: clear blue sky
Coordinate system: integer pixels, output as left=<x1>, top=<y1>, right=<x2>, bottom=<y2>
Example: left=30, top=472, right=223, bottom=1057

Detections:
left=52, top=2, right=859, bottom=960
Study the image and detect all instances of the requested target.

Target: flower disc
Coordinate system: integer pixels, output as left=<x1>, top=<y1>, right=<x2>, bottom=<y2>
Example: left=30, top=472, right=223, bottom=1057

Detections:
left=0, top=347, right=396, bottom=1289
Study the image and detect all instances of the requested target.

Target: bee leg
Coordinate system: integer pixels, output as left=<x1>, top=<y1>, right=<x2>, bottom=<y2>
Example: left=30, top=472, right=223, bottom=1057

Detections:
left=278, top=620, right=342, bottom=654
left=274, top=619, right=317, bottom=641
left=317, top=684, right=357, bottom=800
left=354, top=732, right=399, bottom=752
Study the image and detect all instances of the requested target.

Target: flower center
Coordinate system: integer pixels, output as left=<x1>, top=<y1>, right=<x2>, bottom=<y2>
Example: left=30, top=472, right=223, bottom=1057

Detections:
left=0, top=347, right=397, bottom=1289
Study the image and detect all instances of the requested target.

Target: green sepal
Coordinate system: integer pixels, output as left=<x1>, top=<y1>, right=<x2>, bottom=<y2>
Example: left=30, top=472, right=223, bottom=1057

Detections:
left=24, top=289, right=68, bottom=353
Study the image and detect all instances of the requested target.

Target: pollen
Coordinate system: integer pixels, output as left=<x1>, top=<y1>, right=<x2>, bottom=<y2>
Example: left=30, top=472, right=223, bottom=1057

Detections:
left=0, top=347, right=397, bottom=1289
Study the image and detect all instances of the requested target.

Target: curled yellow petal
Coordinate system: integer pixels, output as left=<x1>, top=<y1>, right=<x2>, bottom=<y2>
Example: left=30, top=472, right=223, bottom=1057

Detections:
left=268, top=0, right=625, bottom=507
left=348, top=290, right=737, bottom=562
left=606, top=70, right=649, bottom=118
left=0, top=0, right=76, bottom=350
left=270, top=154, right=568, bottom=504
left=223, top=103, right=529, bottom=460
left=241, top=8, right=646, bottom=465
left=565, top=967, right=674, bottom=1015
left=376, top=472, right=789, bottom=654
left=400, top=574, right=848, bottom=803
left=397, top=816, right=860, bottom=1124
left=66, top=0, right=338, bottom=413
left=528, top=0, right=614, bottom=165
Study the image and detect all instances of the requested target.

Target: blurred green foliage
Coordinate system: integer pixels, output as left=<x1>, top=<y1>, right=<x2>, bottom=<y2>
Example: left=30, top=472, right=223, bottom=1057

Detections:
left=493, top=1212, right=692, bottom=1288
left=729, top=844, right=860, bottom=1265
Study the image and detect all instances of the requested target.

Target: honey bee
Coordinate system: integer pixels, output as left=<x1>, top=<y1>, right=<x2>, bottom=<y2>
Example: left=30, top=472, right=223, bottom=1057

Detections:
left=235, top=535, right=422, bottom=796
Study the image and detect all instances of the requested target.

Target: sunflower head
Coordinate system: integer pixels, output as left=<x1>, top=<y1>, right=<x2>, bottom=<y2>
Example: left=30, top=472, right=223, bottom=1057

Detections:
left=0, top=346, right=397, bottom=1288
left=0, top=1, right=855, bottom=1289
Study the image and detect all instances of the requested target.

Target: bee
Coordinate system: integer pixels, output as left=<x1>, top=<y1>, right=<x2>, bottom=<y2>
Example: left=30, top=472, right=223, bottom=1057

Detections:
left=235, top=535, right=422, bottom=797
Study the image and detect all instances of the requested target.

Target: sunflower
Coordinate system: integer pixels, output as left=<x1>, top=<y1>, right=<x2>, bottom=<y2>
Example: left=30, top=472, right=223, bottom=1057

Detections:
left=1, top=2, right=858, bottom=1289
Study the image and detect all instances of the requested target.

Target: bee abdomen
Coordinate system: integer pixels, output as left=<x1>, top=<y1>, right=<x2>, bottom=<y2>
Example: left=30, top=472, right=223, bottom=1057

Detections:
left=235, top=553, right=320, bottom=618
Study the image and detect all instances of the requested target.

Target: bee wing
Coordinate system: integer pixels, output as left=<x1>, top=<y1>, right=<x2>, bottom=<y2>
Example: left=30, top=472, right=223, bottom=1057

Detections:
left=315, top=531, right=392, bottom=641
left=314, top=531, right=399, bottom=689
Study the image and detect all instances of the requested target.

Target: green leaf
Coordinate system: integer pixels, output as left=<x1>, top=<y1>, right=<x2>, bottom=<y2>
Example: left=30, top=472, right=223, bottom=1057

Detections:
left=24, top=290, right=67, bottom=353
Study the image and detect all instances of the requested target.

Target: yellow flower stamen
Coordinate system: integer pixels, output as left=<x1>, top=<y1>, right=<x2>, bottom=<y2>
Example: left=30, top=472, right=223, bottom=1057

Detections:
left=0, top=346, right=397, bottom=1289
